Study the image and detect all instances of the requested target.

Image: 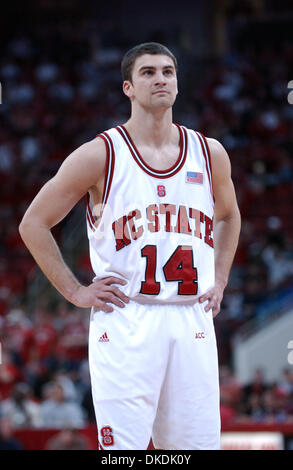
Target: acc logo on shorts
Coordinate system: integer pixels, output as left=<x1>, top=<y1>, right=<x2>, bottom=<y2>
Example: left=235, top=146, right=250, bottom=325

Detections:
left=195, top=332, right=205, bottom=339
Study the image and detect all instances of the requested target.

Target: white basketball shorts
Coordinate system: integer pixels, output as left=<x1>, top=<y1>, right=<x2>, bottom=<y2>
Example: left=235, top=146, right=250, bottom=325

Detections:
left=88, top=300, right=221, bottom=450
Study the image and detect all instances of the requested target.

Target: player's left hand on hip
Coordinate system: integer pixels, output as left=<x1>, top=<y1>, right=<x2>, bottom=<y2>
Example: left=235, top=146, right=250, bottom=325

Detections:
left=199, top=285, right=224, bottom=318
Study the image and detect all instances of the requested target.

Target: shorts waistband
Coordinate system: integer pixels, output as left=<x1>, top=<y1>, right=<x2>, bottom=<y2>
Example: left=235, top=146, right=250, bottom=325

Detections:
left=129, top=297, right=199, bottom=307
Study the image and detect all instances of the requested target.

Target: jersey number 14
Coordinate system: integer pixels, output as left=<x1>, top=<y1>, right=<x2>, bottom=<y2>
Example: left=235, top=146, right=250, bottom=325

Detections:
left=140, top=245, right=198, bottom=295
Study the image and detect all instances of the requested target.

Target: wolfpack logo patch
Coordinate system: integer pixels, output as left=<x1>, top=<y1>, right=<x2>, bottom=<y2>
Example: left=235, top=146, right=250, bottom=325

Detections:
left=100, top=426, right=114, bottom=446
left=186, top=171, right=203, bottom=184
left=157, top=185, right=166, bottom=197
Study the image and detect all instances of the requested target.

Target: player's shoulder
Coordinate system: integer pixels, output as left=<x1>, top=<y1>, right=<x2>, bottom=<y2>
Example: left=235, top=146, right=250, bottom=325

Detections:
left=60, top=127, right=119, bottom=179
left=204, top=137, right=231, bottom=182
left=183, top=126, right=226, bottom=154
left=54, top=135, right=108, bottom=186
left=205, top=137, right=227, bottom=154
left=183, top=125, right=231, bottom=176
left=202, top=137, right=230, bottom=166
left=77, top=135, right=107, bottom=158
left=80, top=126, right=118, bottom=157
left=67, top=134, right=109, bottom=172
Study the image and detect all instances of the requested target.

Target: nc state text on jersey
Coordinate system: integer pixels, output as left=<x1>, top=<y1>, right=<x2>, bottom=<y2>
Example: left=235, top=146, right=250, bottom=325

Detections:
left=112, top=203, right=213, bottom=251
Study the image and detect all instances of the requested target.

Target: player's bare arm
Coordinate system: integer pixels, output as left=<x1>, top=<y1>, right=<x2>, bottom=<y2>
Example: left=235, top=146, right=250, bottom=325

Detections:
left=199, top=138, right=241, bottom=317
left=19, top=138, right=129, bottom=312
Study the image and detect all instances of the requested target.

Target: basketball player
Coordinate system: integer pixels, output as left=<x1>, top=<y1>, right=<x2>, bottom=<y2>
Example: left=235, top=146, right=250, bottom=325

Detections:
left=19, top=42, right=241, bottom=450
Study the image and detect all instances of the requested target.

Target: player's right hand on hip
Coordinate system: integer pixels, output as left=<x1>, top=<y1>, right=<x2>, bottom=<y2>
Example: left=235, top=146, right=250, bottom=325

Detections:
left=72, top=277, right=129, bottom=312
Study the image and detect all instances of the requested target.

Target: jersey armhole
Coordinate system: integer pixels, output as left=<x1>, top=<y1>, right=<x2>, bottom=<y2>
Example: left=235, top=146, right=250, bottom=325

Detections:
left=96, top=131, right=116, bottom=206
left=86, top=132, right=116, bottom=232
left=195, top=131, right=215, bottom=203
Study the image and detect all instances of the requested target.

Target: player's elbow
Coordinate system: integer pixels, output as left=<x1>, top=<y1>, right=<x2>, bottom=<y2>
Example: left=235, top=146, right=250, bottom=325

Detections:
left=227, top=206, right=241, bottom=228
left=215, top=203, right=241, bottom=225
left=19, top=213, right=32, bottom=242
left=215, top=205, right=241, bottom=240
left=233, top=205, right=241, bottom=227
left=19, top=212, right=42, bottom=243
left=228, top=206, right=241, bottom=238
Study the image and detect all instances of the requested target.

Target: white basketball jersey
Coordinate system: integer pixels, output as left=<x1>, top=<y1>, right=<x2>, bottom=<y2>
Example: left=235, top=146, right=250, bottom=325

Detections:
left=86, top=124, right=215, bottom=304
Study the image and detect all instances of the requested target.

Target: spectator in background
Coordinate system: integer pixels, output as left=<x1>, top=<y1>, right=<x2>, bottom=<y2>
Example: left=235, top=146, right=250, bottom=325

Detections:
left=52, top=370, right=80, bottom=403
left=262, top=243, right=293, bottom=289
left=219, top=365, right=243, bottom=409
left=242, top=368, right=268, bottom=404
left=0, top=382, right=42, bottom=428
left=277, top=368, right=293, bottom=397
left=242, top=393, right=266, bottom=423
left=2, top=307, right=34, bottom=366
left=22, top=345, right=47, bottom=393
left=31, top=307, right=58, bottom=361
left=0, top=350, right=22, bottom=400
left=220, top=390, right=236, bottom=426
left=0, top=416, right=23, bottom=450
left=56, top=308, right=88, bottom=371
left=40, top=381, right=85, bottom=429
left=261, top=386, right=289, bottom=424
left=44, top=428, right=91, bottom=450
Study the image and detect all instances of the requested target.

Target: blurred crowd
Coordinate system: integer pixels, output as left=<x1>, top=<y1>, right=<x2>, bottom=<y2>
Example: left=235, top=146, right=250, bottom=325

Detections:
left=220, top=366, right=293, bottom=426
left=1, top=3, right=293, bottom=447
left=0, top=304, right=94, bottom=427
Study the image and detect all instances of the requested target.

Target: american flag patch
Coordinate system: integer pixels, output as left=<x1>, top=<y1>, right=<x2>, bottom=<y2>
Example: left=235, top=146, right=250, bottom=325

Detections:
left=186, top=171, right=203, bottom=184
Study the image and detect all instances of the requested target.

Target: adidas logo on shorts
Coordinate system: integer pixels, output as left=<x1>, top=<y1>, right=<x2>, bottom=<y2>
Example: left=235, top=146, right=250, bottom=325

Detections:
left=99, top=332, right=109, bottom=342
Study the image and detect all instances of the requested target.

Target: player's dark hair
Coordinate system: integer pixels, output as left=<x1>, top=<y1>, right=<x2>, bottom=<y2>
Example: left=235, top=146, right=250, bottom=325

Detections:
left=121, top=42, right=178, bottom=83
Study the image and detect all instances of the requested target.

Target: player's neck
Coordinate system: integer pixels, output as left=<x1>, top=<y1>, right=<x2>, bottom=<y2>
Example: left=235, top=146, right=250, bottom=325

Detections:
left=124, top=108, right=174, bottom=149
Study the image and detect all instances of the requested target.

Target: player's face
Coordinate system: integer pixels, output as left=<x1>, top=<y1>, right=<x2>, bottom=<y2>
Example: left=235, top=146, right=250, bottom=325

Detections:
left=123, top=54, right=178, bottom=110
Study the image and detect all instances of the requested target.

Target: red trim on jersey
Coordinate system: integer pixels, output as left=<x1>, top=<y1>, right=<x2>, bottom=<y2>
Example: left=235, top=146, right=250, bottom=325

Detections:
left=195, top=132, right=215, bottom=202
left=86, top=131, right=116, bottom=233
left=198, top=132, right=215, bottom=202
left=102, top=131, right=115, bottom=206
left=86, top=210, right=95, bottom=232
left=86, top=193, right=96, bottom=225
left=97, top=133, right=110, bottom=204
left=116, top=124, right=187, bottom=179
left=86, top=192, right=96, bottom=232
